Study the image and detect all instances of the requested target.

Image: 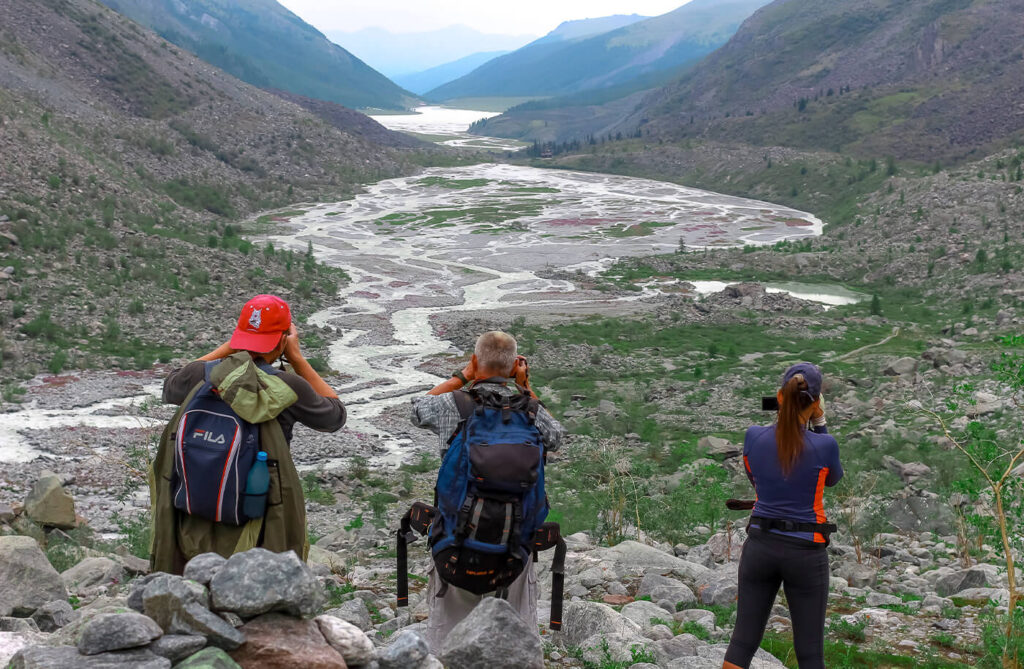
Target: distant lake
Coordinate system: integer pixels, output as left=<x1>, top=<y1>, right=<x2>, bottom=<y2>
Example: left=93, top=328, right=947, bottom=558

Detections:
left=370, top=105, right=526, bottom=151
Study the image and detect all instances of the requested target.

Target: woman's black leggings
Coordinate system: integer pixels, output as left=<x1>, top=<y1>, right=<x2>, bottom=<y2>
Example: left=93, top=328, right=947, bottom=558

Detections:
left=724, top=530, right=830, bottom=669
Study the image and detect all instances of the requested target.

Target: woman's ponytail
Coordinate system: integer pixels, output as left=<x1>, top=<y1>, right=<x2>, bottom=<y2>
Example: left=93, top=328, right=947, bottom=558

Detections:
left=776, top=373, right=812, bottom=475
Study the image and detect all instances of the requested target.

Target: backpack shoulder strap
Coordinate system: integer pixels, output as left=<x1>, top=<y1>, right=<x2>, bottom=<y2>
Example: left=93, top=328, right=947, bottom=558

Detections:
left=445, top=390, right=477, bottom=449
left=255, top=360, right=283, bottom=377
left=452, top=390, right=476, bottom=420
left=202, top=360, right=220, bottom=384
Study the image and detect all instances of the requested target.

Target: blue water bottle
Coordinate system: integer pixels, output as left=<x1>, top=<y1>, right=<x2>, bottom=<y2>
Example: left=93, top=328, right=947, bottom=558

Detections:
left=244, top=452, right=270, bottom=519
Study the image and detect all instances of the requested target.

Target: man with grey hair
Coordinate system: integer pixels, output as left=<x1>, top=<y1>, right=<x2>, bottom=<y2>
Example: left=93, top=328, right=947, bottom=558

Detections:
left=410, top=330, right=565, bottom=652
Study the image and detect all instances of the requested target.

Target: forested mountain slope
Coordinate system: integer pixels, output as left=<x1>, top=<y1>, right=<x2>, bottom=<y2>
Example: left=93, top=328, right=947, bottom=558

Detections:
left=624, top=0, right=1024, bottom=161
left=0, top=0, right=415, bottom=376
left=426, top=0, right=771, bottom=101
left=98, top=0, right=417, bottom=110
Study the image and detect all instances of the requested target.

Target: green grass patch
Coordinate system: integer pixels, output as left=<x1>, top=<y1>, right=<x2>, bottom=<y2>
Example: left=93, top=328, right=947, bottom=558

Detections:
left=440, top=97, right=547, bottom=113
left=762, top=632, right=965, bottom=668
left=302, top=473, right=336, bottom=506
left=418, top=177, right=491, bottom=189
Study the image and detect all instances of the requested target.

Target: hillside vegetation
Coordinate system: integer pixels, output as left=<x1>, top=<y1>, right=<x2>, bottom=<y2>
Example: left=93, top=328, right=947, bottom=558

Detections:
left=482, top=0, right=1024, bottom=163
left=0, top=0, right=419, bottom=384
left=627, top=0, right=1024, bottom=162
left=97, top=0, right=418, bottom=110
left=426, top=0, right=771, bottom=102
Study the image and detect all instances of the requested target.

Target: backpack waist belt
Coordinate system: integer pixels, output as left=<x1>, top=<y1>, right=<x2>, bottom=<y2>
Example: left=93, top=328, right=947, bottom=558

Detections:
left=395, top=502, right=565, bottom=630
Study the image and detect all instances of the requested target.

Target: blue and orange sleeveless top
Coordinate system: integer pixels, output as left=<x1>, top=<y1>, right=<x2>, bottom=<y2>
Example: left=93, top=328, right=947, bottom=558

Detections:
left=743, top=425, right=843, bottom=543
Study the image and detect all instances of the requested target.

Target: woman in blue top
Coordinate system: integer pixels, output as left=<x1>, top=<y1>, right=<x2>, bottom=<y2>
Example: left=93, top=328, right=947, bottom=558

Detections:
left=723, top=362, right=842, bottom=669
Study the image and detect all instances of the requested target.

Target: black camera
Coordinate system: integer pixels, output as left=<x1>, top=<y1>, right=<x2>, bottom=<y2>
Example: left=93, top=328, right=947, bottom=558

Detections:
left=761, top=396, right=779, bottom=411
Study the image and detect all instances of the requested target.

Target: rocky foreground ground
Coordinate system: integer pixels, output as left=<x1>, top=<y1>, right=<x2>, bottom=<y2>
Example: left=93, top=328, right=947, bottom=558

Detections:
left=0, top=465, right=1016, bottom=668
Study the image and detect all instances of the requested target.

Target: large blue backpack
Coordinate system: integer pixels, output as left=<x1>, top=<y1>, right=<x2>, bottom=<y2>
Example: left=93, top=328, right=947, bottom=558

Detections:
left=396, top=380, right=567, bottom=630
left=171, top=361, right=262, bottom=526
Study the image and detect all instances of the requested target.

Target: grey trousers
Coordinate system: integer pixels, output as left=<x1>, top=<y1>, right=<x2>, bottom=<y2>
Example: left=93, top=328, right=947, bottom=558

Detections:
left=424, top=560, right=539, bottom=653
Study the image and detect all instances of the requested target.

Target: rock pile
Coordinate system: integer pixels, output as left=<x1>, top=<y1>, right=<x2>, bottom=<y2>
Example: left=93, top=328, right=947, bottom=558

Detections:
left=5, top=548, right=443, bottom=669
left=2, top=457, right=1013, bottom=669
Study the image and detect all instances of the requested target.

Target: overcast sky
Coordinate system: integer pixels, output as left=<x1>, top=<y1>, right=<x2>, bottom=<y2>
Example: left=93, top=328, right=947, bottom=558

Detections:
left=277, top=0, right=693, bottom=36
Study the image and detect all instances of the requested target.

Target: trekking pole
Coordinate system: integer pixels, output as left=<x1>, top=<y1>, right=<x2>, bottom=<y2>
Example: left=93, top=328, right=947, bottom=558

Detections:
left=549, top=535, right=567, bottom=631
left=396, top=513, right=412, bottom=608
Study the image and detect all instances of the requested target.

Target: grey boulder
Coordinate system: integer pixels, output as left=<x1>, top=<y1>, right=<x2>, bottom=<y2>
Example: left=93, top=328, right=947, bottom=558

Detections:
left=440, top=598, right=543, bottom=669
left=936, top=568, right=991, bottom=597
left=10, top=645, right=171, bottom=668
left=834, top=562, right=877, bottom=588
left=127, top=572, right=170, bottom=613
left=556, top=600, right=642, bottom=647
left=78, top=612, right=163, bottom=655
left=183, top=553, right=227, bottom=586
left=377, top=629, right=430, bottom=669
left=30, top=600, right=76, bottom=632
left=588, top=541, right=709, bottom=580
left=0, top=617, right=39, bottom=633
left=699, top=436, right=742, bottom=459
left=148, top=634, right=207, bottom=662
left=621, top=600, right=672, bottom=630
left=886, top=494, right=954, bottom=534
left=324, top=597, right=373, bottom=631
left=143, top=574, right=244, bottom=650
left=316, top=614, right=375, bottom=666
left=62, top=557, right=126, bottom=594
left=651, top=633, right=703, bottom=665
left=690, top=643, right=785, bottom=667
left=696, top=565, right=739, bottom=607
left=636, top=573, right=696, bottom=607
left=23, top=473, right=76, bottom=529
left=883, top=357, right=918, bottom=376
left=209, top=548, right=324, bottom=619
left=0, top=536, right=68, bottom=616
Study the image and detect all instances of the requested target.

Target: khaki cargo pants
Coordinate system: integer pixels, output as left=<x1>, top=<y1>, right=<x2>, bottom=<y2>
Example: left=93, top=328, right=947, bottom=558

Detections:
left=424, top=560, right=539, bottom=653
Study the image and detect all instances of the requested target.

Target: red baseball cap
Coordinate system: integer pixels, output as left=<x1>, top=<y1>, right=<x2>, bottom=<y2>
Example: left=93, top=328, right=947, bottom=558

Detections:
left=229, top=295, right=292, bottom=353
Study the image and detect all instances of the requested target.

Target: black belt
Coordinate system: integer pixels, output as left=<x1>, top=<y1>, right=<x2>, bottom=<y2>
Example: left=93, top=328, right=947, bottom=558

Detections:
left=748, top=515, right=836, bottom=537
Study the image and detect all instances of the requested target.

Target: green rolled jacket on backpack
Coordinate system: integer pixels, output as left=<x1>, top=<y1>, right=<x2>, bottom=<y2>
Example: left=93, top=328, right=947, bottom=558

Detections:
left=149, top=352, right=309, bottom=574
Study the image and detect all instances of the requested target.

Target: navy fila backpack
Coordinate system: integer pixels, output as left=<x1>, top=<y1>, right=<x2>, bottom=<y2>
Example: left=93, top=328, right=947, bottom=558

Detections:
left=172, top=361, right=260, bottom=526
left=396, top=380, right=567, bottom=629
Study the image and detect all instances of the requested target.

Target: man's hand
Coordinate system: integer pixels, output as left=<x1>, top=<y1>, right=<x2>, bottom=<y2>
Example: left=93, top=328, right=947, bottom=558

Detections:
left=461, top=356, right=478, bottom=383
left=512, top=355, right=530, bottom=387
left=282, top=324, right=302, bottom=361
left=513, top=356, right=538, bottom=398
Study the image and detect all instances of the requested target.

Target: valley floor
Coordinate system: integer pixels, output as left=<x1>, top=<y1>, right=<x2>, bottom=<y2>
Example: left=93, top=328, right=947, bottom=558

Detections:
left=3, top=145, right=1024, bottom=667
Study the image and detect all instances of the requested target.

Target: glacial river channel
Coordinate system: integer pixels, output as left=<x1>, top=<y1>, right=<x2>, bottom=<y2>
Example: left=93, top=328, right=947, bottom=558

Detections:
left=0, top=108, right=862, bottom=466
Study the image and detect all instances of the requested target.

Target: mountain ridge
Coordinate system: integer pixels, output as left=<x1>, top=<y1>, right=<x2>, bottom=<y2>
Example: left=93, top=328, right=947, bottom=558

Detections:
left=530, top=14, right=649, bottom=46
left=392, top=51, right=511, bottom=95
left=326, top=24, right=535, bottom=78
left=425, top=0, right=772, bottom=102
left=97, top=0, right=417, bottom=110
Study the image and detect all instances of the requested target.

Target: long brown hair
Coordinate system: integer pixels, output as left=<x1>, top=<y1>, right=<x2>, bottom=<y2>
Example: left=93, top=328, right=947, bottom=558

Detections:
left=776, top=374, right=813, bottom=475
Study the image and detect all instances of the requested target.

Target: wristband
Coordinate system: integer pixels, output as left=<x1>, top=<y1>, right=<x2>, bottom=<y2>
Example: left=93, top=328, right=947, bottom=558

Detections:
left=452, top=371, right=468, bottom=385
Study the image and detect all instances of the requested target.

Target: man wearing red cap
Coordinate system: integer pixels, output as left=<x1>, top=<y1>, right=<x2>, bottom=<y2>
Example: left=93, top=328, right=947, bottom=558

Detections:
left=150, top=295, right=345, bottom=573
